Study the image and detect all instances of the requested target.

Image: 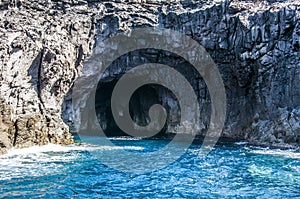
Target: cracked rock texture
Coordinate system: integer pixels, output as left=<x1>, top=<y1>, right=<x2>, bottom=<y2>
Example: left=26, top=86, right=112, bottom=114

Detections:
left=0, top=0, right=300, bottom=153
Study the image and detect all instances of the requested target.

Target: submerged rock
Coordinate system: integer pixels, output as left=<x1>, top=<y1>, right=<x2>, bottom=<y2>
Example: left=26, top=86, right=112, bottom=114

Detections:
left=0, top=0, right=299, bottom=153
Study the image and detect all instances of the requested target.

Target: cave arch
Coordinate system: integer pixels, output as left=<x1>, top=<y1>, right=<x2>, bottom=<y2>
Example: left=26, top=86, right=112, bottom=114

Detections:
left=93, top=48, right=211, bottom=138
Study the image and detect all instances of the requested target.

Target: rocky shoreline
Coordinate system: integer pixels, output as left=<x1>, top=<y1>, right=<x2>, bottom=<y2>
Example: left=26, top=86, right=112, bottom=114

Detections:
left=0, top=0, right=299, bottom=154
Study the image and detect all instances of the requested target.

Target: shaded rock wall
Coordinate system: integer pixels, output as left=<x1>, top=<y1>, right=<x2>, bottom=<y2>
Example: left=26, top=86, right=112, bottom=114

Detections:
left=0, top=0, right=299, bottom=153
left=74, top=0, right=300, bottom=148
left=164, top=1, right=300, bottom=147
left=158, top=0, right=300, bottom=147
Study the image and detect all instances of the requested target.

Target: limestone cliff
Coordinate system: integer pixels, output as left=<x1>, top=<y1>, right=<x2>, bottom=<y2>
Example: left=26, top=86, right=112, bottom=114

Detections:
left=0, top=0, right=299, bottom=153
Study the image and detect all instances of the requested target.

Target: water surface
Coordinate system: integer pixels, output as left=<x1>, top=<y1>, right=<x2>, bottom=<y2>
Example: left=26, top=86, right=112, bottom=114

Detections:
left=0, top=136, right=299, bottom=198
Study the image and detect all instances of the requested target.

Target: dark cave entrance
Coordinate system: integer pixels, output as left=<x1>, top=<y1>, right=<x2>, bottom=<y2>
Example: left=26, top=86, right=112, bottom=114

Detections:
left=95, top=79, right=180, bottom=137
left=64, top=48, right=212, bottom=137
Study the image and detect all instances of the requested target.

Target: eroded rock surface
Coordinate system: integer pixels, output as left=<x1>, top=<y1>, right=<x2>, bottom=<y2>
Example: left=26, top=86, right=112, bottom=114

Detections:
left=0, top=0, right=299, bottom=153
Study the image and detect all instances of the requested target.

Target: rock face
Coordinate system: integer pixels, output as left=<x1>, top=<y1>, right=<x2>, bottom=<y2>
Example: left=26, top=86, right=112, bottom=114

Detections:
left=0, top=0, right=299, bottom=153
left=0, top=0, right=96, bottom=153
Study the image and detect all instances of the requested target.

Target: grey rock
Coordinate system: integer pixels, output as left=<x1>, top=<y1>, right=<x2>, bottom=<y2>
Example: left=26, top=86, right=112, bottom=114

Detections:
left=0, top=0, right=299, bottom=153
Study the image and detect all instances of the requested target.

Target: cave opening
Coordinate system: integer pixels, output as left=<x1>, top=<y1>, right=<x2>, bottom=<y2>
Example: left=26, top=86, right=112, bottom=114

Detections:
left=95, top=79, right=180, bottom=138
left=64, top=48, right=211, bottom=138
left=93, top=48, right=212, bottom=138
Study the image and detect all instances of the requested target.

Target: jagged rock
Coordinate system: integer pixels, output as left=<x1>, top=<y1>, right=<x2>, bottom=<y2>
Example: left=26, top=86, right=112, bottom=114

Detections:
left=0, top=0, right=299, bottom=153
left=0, top=98, right=14, bottom=154
left=0, top=0, right=97, bottom=152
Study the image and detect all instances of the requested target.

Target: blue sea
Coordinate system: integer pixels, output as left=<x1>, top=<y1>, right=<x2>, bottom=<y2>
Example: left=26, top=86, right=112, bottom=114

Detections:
left=0, top=136, right=299, bottom=198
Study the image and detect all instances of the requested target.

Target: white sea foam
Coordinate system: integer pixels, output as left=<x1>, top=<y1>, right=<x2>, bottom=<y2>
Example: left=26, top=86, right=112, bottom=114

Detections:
left=249, top=149, right=300, bottom=159
left=3, top=143, right=87, bottom=156
left=248, top=164, right=300, bottom=186
left=0, top=143, right=144, bottom=181
left=234, top=141, right=248, bottom=145
left=2, top=142, right=144, bottom=157
left=108, top=136, right=144, bottom=141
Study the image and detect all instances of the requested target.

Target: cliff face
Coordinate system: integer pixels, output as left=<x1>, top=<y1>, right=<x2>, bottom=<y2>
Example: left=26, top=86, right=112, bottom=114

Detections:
left=0, top=0, right=96, bottom=152
left=0, top=0, right=299, bottom=153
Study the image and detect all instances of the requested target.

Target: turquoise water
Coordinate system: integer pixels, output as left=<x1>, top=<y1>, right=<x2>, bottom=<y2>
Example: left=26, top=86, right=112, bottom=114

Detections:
left=0, top=137, right=299, bottom=198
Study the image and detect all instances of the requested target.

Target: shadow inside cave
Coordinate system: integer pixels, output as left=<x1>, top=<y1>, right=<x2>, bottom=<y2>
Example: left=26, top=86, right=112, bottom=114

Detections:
left=95, top=79, right=180, bottom=138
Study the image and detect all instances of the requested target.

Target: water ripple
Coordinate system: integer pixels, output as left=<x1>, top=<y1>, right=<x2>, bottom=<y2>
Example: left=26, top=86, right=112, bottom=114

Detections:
left=0, top=138, right=299, bottom=198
